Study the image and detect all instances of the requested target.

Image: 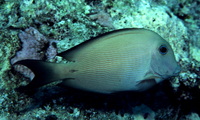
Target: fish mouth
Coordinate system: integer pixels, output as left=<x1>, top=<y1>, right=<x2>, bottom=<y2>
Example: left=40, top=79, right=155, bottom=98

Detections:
left=144, top=70, right=163, bottom=80
left=172, top=65, right=181, bottom=76
left=153, top=70, right=165, bottom=79
left=153, top=70, right=178, bottom=80
left=152, top=65, right=181, bottom=80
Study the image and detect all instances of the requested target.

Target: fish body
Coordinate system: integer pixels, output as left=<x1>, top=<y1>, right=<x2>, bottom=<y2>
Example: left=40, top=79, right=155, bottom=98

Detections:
left=15, top=28, right=181, bottom=94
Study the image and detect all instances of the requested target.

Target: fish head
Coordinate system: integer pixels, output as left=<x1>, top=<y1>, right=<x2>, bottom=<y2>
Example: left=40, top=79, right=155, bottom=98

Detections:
left=148, top=38, right=181, bottom=83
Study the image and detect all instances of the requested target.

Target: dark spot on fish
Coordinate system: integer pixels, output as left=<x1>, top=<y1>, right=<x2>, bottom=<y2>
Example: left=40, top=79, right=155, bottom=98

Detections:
left=166, top=10, right=172, bottom=18
left=153, top=19, right=156, bottom=22
left=69, top=69, right=78, bottom=73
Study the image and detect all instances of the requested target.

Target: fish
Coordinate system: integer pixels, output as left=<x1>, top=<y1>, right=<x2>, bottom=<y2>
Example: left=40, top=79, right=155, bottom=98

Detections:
left=14, top=28, right=181, bottom=94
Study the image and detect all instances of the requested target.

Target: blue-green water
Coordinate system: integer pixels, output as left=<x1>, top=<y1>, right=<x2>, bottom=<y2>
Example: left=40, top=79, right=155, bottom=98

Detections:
left=0, top=0, right=200, bottom=119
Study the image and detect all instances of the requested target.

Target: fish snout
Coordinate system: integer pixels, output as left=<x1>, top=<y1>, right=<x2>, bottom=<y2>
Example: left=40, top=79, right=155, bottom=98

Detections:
left=173, top=65, right=181, bottom=76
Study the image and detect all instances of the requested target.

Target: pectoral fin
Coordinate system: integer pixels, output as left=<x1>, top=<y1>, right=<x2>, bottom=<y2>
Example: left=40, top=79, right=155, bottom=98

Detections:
left=136, top=79, right=157, bottom=92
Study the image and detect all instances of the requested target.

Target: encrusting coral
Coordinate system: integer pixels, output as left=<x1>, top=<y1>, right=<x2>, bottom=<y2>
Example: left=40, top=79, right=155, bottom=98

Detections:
left=11, top=27, right=57, bottom=79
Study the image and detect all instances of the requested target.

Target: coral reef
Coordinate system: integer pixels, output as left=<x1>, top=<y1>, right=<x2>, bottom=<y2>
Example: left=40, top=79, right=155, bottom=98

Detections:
left=11, top=27, right=57, bottom=79
left=0, top=29, right=20, bottom=118
left=132, top=104, right=155, bottom=120
left=0, top=0, right=200, bottom=119
left=89, top=11, right=115, bottom=29
left=11, top=27, right=57, bottom=64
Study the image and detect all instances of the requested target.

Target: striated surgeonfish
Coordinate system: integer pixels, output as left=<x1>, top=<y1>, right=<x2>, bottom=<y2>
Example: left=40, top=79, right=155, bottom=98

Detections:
left=14, top=28, right=181, bottom=94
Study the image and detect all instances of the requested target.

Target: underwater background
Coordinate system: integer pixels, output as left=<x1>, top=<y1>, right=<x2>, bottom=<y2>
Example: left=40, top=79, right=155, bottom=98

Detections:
left=0, top=0, right=200, bottom=119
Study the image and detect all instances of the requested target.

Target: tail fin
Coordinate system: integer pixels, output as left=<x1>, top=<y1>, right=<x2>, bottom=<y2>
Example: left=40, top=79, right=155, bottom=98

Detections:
left=14, top=60, right=63, bottom=91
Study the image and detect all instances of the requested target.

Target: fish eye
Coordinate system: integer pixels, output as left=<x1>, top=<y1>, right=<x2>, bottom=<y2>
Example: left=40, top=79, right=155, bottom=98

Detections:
left=159, top=45, right=168, bottom=55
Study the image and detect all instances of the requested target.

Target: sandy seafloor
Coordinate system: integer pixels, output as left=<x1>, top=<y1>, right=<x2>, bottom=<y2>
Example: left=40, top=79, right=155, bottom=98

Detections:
left=0, top=0, right=200, bottom=119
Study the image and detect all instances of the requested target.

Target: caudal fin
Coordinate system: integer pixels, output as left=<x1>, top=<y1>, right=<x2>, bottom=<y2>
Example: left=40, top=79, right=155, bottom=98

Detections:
left=14, top=60, right=62, bottom=91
